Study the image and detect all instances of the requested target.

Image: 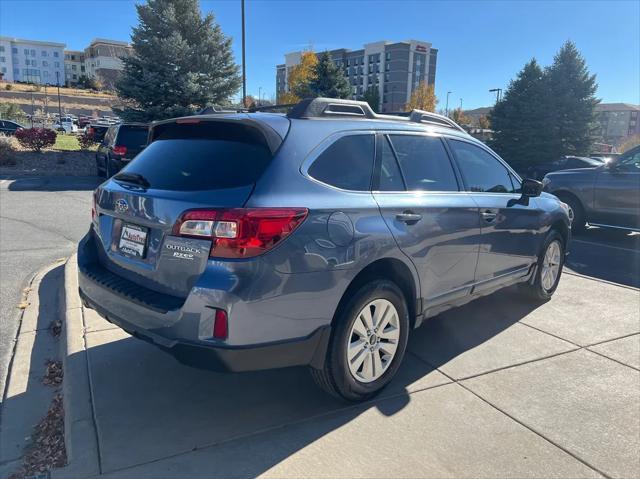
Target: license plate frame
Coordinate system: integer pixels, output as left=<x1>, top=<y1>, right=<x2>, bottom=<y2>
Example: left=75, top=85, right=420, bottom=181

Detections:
left=118, top=223, right=149, bottom=259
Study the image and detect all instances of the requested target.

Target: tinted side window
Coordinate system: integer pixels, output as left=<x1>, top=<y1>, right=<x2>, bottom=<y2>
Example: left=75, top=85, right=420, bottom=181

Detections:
left=308, top=135, right=374, bottom=191
left=449, top=140, right=515, bottom=193
left=388, top=135, right=458, bottom=191
left=378, top=136, right=405, bottom=191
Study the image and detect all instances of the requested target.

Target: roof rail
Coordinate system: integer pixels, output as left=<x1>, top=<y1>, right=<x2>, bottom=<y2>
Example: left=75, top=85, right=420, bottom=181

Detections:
left=247, top=103, right=297, bottom=113
left=287, top=98, right=376, bottom=119
left=408, top=110, right=467, bottom=132
left=198, top=106, right=237, bottom=115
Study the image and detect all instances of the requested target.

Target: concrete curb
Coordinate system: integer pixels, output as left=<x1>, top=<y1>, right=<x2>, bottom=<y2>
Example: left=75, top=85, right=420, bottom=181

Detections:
left=51, top=254, right=101, bottom=479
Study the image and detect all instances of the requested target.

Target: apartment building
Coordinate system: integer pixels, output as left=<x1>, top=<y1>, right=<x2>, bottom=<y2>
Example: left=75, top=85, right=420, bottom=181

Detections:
left=84, top=38, right=133, bottom=88
left=276, top=40, right=437, bottom=112
left=0, top=36, right=65, bottom=84
left=595, top=103, right=640, bottom=147
left=64, top=50, right=86, bottom=85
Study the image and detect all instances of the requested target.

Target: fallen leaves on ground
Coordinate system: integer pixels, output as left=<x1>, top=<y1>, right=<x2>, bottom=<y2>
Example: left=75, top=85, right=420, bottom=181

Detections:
left=49, top=319, right=62, bottom=338
left=42, top=360, right=63, bottom=387
left=16, top=301, right=29, bottom=310
left=8, top=394, right=67, bottom=479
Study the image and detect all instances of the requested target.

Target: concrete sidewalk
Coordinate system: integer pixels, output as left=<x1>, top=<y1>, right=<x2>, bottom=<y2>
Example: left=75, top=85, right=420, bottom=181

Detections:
left=57, top=256, right=640, bottom=478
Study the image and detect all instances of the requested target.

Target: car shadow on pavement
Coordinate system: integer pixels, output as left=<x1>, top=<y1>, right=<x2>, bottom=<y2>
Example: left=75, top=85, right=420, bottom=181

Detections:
left=566, top=227, right=640, bottom=288
left=66, top=285, right=542, bottom=476
left=4, top=176, right=101, bottom=192
left=0, top=264, right=64, bottom=475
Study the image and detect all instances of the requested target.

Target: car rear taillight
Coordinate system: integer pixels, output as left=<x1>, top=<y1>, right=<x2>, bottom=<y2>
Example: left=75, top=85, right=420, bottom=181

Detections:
left=113, top=145, right=127, bottom=156
left=173, top=208, right=308, bottom=258
left=87, top=127, right=95, bottom=136
left=213, top=309, right=228, bottom=339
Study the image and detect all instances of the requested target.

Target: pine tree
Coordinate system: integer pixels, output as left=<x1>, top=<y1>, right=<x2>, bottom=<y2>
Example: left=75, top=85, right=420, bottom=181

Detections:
left=544, top=40, right=599, bottom=157
left=116, top=0, right=241, bottom=121
left=489, top=59, right=548, bottom=171
left=308, top=52, right=351, bottom=99
left=361, top=86, right=380, bottom=112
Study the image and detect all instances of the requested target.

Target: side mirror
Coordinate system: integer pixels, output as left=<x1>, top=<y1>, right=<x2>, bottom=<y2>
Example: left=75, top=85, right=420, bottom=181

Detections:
left=522, top=178, right=543, bottom=197
left=508, top=178, right=543, bottom=207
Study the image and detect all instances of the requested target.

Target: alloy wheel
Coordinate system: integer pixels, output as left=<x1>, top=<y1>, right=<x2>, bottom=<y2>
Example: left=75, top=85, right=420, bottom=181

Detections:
left=346, top=298, right=400, bottom=383
left=541, top=240, right=562, bottom=291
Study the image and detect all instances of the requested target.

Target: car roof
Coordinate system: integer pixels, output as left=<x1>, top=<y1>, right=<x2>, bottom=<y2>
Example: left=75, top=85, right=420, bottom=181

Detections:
left=193, top=111, right=474, bottom=142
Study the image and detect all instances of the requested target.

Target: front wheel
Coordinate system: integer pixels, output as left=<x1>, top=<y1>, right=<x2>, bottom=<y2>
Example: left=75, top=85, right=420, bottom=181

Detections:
left=520, top=230, right=565, bottom=301
left=311, top=280, right=409, bottom=402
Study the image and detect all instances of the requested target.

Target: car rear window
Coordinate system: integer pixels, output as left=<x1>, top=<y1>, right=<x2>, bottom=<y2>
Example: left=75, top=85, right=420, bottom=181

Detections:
left=121, top=121, right=272, bottom=191
left=116, top=126, right=149, bottom=148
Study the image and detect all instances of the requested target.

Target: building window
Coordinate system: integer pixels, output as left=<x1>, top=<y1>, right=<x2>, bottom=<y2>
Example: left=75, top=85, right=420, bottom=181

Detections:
left=42, top=50, right=47, bottom=56
left=24, top=49, right=29, bottom=55
left=42, top=60, right=48, bottom=67
left=12, top=57, right=18, bottom=65
left=54, top=61, right=60, bottom=68
left=0, top=57, right=4, bottom=63
left=0, top=46, right=4, bottom=52
left=71, top=64, right=76, bottom=71
left=1, top=67, right=6, bottom=74
left=81, top=66, right=85, bottom=72
left=30, top=49, right=36, bottom=56
left=368, top=64, right=373, bottom=74
left=386, top=63, right=390, bottom=71
left=73, top=74, right=77, bottom=80
left=386, top=52, right=391, bottom=61
left=13, top=68, right=19, bottom=75
left=53, top=51, right=59, bottom=57
left=43, top=71, right=49, bottom=78
left=12, top=47, right=17, bottom=54
left=385, top=73, right=389, bottom=82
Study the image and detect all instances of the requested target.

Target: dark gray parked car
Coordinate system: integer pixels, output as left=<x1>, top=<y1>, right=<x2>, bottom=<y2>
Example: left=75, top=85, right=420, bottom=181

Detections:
left=96, top=123, right=149, bottom=178
left=78, top=98, right=571, bottom=401
left=544, top=145, right=640, bottom=233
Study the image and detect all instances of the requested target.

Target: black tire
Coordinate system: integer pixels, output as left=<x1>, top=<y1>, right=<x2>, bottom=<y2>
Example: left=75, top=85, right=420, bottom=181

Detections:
left=558, top=194, right=586, bottom=234
left=311, top=280, right=410, bottom=402
left=520, top=230, right=565, bottom=301
left=96, top=155, right=105, bottom=178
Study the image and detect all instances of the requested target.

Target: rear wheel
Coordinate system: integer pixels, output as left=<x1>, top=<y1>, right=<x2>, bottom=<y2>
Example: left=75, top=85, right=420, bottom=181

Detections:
left=311, top=280, right=409, bottom=402
left=520, top=230, right=565, bottom=301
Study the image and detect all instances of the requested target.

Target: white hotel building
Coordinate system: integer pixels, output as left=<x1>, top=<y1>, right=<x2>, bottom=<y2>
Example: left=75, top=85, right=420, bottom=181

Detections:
left=0, top=36, right=65, bottom=85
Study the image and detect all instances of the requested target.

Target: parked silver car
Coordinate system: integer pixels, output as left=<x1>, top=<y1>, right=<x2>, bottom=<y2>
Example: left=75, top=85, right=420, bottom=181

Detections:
left=544, top=145, right=640, bottom=232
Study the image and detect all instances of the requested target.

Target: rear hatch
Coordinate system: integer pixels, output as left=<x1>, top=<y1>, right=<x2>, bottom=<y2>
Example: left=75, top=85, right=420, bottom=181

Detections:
left=92, top=116, right=288, bottom=298
left=114, top=124, right=150, bottom=161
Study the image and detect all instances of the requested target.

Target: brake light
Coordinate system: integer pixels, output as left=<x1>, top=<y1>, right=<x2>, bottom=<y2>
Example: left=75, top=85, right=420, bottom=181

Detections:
left=87, top=127, right=95, bottom=136
left=113, top=145, right=127, bottom=156
left=173, top=208, right=308, bottom=258
left=91, top=192, right=96, bottom=221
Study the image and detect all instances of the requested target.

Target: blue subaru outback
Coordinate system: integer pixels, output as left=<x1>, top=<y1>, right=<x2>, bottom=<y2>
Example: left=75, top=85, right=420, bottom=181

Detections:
left=78, top=98, right=570, bottom=401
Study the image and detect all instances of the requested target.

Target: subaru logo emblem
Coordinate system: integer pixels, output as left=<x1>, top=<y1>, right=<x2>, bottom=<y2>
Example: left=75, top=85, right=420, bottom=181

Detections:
left=115, top=199, right=129, bottom=214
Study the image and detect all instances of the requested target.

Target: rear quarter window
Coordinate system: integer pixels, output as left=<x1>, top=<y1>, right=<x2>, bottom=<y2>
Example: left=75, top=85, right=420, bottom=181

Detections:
left=121, top=121, right=273, bottom=191
left=308, top=134, right=374, bottom=191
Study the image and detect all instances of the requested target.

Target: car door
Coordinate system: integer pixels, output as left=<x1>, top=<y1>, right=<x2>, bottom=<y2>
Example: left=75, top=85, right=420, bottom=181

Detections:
left=591, top=147, right=640, bottom=229
left=446, top=138, right=542, bottom=289
left=372, top=133, right=481, bottom=311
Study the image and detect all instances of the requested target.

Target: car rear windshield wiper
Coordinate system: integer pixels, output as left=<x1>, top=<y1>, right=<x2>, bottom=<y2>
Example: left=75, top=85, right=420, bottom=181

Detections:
left=113, top=172, right=151, bottom=188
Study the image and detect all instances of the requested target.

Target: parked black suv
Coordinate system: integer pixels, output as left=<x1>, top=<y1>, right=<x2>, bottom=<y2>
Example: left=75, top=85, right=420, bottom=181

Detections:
left=96, top=123, right=149, bottom=178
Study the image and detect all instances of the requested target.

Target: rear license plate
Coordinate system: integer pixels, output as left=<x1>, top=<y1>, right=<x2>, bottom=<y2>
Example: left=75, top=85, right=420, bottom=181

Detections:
left=118, top=223, right=148, bottom=258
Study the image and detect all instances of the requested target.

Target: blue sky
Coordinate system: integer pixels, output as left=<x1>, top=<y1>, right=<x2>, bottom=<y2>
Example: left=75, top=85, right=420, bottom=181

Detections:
left=0, top=0, right=638, bottom=109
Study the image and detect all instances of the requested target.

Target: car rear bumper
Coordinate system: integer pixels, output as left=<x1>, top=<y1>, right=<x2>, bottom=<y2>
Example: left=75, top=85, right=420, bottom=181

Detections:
left=79, top=288, right=330, bottom=372
left=77, top=230, right=332, bottom=372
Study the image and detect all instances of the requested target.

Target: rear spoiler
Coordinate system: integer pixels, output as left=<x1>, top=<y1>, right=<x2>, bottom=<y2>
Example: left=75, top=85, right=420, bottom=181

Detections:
left=148, top=116, right=286, bottom=155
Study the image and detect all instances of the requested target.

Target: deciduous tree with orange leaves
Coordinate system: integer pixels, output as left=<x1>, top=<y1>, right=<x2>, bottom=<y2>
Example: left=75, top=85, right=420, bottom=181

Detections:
left=406, top=81, right=437, bottom=112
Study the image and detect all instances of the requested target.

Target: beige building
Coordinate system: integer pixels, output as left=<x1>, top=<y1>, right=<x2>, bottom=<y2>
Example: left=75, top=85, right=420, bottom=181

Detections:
left=64, top=50, right=85, bottom=85
left=595, top=103, right=640, bottom=147
left=84, top=38, right=133, bottom=89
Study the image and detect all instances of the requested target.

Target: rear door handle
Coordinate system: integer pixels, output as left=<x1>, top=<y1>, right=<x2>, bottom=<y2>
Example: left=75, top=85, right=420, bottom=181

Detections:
left=481, top=210, right=498, bottom=222
left=396, top=211, right=422, bottom=224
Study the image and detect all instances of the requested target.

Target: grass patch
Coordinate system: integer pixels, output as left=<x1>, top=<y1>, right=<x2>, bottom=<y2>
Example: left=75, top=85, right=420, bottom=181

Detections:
left=52, top=134, right=98, bottom=152
left=53, top=134, right=80, bottom=151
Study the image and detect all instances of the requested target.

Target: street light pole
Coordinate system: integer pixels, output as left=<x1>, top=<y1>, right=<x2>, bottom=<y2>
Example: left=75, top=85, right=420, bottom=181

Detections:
left=258, top=86, right=262, bottom=106
left=459, top=98, right=463, bottom=110
left=489, top=88, right=502, bottom=104
left=241, top=0, right=246, bottom=107
left=56, top=71, right=62, bottom=120
left=445, top=91, right=452, bottom=116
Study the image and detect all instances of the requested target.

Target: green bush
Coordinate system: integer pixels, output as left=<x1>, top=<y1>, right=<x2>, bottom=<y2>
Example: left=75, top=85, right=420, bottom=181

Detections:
left=4, top=84, right=12, bottom=91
